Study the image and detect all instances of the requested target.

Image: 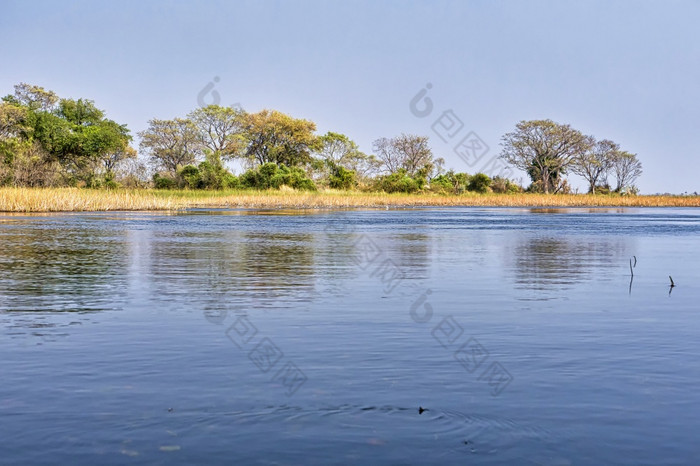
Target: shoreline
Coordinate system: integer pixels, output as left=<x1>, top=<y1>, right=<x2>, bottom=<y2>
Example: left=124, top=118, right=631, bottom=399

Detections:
left=1, top=187, right=699, bottom=212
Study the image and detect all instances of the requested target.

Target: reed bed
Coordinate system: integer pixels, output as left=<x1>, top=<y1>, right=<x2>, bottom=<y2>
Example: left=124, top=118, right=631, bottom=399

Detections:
left=1, top=187, right=700, bottom=212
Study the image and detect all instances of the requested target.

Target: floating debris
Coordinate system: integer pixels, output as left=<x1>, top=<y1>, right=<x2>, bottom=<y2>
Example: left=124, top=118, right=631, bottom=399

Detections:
left=159, top=445, right=181, bottom=452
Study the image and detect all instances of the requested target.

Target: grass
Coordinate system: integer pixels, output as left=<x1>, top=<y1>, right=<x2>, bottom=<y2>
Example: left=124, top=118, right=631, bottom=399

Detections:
left=1, top=187, right=700, bottom=212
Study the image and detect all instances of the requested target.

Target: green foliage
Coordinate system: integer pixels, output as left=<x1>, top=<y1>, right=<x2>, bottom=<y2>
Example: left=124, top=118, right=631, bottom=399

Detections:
left=467, top=173, right=492, bottom=193
left=593, top=184, right=612, bottom=195
left=179, top=164, right=202, bottom=189
left=430, top=170, right=470, bottom=194
left=374, top=169, right=423, bottom=193
left=1, top=83, right=131, bottom=187
left=240, top=162, right=316, bottom=191
left=153, top=173, right=177, bottom=189
left=243, top=110, right=320, bottom=167
left=328, top=164, right=356, bottom=190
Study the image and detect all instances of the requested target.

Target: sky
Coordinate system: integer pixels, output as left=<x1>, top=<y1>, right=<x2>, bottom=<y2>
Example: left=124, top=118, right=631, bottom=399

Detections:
left=1, top=0, right=698, bottom=194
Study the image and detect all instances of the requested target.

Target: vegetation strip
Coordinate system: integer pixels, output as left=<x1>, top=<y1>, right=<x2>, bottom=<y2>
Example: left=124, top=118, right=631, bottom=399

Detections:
left=1, top=188, right=699, bottom=212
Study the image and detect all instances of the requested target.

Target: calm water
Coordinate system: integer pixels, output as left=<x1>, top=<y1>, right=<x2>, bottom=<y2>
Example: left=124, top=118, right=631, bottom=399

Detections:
left=1, top=208, right=699, bottom=465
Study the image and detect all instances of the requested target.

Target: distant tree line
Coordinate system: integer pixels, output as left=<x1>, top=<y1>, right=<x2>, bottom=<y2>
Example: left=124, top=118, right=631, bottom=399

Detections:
left=1, top=83, right=641, bottom=194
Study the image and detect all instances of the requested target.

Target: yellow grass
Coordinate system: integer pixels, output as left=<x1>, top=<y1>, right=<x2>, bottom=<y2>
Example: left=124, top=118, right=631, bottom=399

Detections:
left=1, top=187, right=700, bottom=212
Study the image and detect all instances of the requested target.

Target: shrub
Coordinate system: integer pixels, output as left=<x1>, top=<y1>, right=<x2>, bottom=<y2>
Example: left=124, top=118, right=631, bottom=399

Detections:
left=179, top=164, right=202, bottom=189
left=491, top=176, right=522, bottom=193
left=153, top=173, right=177, bottom=189
left=592, top=184, right=612, bottom=195
left=240, top=163, right=316, bottom=191
left=329, top=165, right=356, bottom=190
left=467, top=173, right=492, bottom=193
left=197, top=160, right=239, bottom=190
left=429, top=171, right=469, bottom=194
left=374, top=169, right=422, bottom=193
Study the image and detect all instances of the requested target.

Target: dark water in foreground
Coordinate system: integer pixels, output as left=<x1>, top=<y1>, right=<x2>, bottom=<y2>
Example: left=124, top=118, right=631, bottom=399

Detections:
left=1, top=208, right=699, bottom=465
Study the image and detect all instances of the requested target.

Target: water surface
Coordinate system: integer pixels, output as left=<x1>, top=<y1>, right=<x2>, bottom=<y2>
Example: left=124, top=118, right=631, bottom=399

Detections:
left=1, top=208, right=699, bottom=464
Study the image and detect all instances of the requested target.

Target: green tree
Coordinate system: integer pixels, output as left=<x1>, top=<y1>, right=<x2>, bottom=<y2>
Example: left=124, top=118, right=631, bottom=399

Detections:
left=500, top=120, right=590, bottom=194
left=188, top=105, right=246, bottom=161
left=57, top=98, right=104, bottom=126
left=242, top=110, right=319, bottom=167
left=467, top=173, right=492, bottom=193
left=2, top=83, right=132, bottom=186
left=138, top=118, right=201, bottom=174
left=430, top=170, right=470, bottom=194
left=328, top=164, right=356, bottom=189
left=0, top=102, right=27, bottom=140
left=240, top=162, right=316, bottom=191
left=374, top=168, right=423, bottom=193
left=314, top=131, right=378, bottom=186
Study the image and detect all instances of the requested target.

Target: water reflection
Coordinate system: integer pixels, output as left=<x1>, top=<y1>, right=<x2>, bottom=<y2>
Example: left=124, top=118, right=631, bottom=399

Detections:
left=509, top=235, right=632, bottom=294
left=0, top=222, right=129, bottom=313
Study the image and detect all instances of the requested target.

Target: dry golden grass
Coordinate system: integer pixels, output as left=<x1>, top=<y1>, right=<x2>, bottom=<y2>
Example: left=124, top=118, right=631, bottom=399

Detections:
left=1, top=187, right=700, bottom=212
left=0, top=188, right=179, bottom=212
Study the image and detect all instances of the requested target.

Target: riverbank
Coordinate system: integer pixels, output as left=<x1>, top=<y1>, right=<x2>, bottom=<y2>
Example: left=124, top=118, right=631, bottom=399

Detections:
left=1, top=187, right=699, bottom=212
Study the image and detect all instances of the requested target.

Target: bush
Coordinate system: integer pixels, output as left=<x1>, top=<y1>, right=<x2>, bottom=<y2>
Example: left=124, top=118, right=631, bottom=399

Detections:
left=197, top=160, right=239, bottom=189
left=179, top=164, right=202, bottom=189
left=329, top=165, right=356, bottom=190
left=491, top=176, right=522, bottom=193
left=374, top=169, right=423, bottom=193
left=592, top=184, right=611, bottom=195
left=467, top=173, right=492, bottom=193
left=240, top=163, right=316, bottom=191
left=429, top=171, right=469, bottom=194
left=153, top=173, right=177, bottom=189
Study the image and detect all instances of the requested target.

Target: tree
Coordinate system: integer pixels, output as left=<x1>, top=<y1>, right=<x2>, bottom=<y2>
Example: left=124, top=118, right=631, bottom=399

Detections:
left=500, top=120, right=590, bottom=194
left=57, top=98, right=104, bottom=126
left=9, top=83, right=58, bottom=111
left=188, top=105, right=246, bottom=161
left=610, top=150, right=642, bottom=192
left=316, top=132, right=360, bottom=165
left=1, top=83, right=132, bottom=186
left=313, top=131, right=380, bottom=185
left=101, top=145, right=137, bottom=175
left=242, top=110, right=319, bottom=167
left=0, top=102, right=27, bottom=140
left=139, top=118, right=202, bottom=173
left=571, top=138, right=617, bottom=194
left=372, top=134, right=441, bottom=177
left=468, top=173, right=492, bottom=193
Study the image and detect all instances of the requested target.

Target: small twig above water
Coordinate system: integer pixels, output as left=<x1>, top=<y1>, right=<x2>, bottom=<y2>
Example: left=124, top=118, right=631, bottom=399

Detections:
left=629, top=259, right=634, bottom=277
left=669, top=276, right=675, bottom=296
left=629, top=275, right=634, bottom=296
left=633, top=256, right=637, bottom=267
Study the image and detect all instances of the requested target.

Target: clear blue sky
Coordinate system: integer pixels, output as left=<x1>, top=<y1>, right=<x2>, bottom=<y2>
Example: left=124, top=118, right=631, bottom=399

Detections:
left=2, top=0, right=698, bottom=193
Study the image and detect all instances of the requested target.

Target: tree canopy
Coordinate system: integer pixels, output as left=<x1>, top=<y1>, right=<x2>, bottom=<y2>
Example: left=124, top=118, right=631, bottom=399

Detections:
left=241, top=109, right=319, bottom=167
left=1, top=83, right=132, bottom=186
left=500, top=120, right=590, bottom=194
